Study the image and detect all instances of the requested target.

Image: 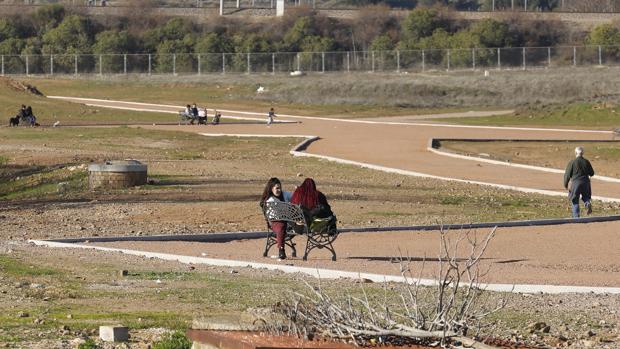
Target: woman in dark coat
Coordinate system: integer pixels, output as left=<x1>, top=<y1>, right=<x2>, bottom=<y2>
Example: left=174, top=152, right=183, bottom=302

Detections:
left=290, top=178, right=333, bottom=224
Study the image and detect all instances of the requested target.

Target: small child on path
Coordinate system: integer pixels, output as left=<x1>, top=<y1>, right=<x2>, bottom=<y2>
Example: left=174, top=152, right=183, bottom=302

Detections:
left=267, top=107, right=276, bottom=126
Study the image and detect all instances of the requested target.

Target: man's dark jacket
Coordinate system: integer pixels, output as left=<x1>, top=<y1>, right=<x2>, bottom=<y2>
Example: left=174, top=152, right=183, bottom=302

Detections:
left=563, top=156, right=595, bottom=189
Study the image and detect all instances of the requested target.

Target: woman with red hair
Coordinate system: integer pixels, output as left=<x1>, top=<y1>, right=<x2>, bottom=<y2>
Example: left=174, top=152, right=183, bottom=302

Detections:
left=290, top=178, right=333, bottom=226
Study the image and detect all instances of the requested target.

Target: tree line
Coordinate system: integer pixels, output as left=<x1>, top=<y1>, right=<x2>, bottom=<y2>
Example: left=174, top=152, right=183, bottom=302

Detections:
left=0, top=4, right=618, bottom=62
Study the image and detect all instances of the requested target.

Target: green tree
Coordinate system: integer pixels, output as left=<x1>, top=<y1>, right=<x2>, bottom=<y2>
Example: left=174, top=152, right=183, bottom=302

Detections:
left=399, top=8, right=445, bottom=49
left=92, top=30, right=136, bottom=73
left=143, top=18, right=192, bottom=53
left=369, top=34, right=395, bottom=51
left=0, top=38, right=25, bottom=54
left=468, top=19, right=511, bottom=48
left=587, top=23, right=620, bottom=59
left=0, top=19, right=17, bottom=42
left=154, top=36, right=194, bottom=74
left=32, top=4, right=65, bottom=36
left=41, top=15, right=95, bottom=54
left=587, top=24, right=620, bottom=47
left=195, top=32, right=233, bottom=72
left=0, top=38, right=27, bottom=74
left=230, top=33, right=271, bottom=72
left=282, top=16, right=317, bottom=52
left=300, top=36, right=334, bottom=52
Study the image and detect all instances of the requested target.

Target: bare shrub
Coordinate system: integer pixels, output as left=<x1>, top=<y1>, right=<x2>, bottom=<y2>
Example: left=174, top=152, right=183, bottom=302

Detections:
left=351, top=4, right=399, bottom=51
left=119, top=0, right=168, bottom=35
left=271, top=227, right=505, bottom=348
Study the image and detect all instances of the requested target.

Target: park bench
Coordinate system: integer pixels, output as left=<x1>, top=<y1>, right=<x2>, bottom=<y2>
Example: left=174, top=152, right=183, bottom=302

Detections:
left=261, top=200, right=338, bottom=261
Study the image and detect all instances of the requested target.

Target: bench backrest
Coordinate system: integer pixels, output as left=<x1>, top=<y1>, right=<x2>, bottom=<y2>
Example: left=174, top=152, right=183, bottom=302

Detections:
left=263, top=200, right=305, bottom=225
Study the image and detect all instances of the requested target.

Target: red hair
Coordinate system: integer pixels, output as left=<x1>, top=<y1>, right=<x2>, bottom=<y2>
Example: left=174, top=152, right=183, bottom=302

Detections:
left=290, top=178, right=320, bottom=210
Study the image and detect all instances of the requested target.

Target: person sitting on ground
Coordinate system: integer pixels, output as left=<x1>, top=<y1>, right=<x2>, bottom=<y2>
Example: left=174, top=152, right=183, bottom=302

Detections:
left=260, top=177, right=292, bottom=260
left=212, top=110, right=221, bottom=125
left=18, top=105, right=27, bottom=121
left=25, top=106, right=37, bottom=126
left=198, top=107, right=207, bottom=125
left=290, top=178, right=334, bottom=234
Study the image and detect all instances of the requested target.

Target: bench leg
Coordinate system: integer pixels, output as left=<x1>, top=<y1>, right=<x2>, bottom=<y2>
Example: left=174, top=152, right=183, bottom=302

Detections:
left=264, top=233, right=276, bottom=257
left=303, top=238, right=337, bottom=261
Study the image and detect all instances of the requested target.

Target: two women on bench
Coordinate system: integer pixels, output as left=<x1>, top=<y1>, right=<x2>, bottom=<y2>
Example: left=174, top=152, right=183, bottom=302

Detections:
left=260, top=177, right=332, bottom=260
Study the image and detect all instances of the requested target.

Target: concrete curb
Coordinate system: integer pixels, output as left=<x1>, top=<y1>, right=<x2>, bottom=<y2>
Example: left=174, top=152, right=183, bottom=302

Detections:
left=28, top=239, right=620, bottom=295
left=428, top=138, right=620, bottom=184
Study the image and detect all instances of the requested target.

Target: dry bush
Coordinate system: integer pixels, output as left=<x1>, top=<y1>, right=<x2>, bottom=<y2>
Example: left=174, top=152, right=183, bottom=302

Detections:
left=271, top=227, right=505, bottom=349
left=351, top=4, right=399, bottom=51
left=119, top=0, right=168, bottom=34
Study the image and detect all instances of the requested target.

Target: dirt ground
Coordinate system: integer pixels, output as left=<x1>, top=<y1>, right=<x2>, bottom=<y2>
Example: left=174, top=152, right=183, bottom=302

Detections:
left=2, top=97, right=620, bottom=348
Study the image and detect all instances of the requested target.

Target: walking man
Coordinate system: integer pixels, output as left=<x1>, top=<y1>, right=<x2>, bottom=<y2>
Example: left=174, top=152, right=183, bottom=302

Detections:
left=563, top=146, right=595, bottom=218
left=267, top=107, right=276, bottom=126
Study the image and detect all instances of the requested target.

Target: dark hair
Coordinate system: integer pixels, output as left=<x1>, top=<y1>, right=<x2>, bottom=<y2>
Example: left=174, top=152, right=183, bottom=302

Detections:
left=260, top=177, right=283, bottom=207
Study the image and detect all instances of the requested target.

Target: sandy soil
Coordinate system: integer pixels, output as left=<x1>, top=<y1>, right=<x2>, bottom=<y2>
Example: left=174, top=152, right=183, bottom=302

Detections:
left=40, top=96, right=619, bottom=290
left=94, top=220, right=620, bottom=288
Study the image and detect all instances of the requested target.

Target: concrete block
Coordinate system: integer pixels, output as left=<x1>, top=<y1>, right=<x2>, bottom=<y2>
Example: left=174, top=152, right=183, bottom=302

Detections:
left=99, top=325, right=129, bottom=342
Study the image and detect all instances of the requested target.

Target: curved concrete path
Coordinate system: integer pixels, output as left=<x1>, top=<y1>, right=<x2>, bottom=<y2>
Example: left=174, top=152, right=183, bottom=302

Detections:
left=49, top=96, right=620, bottom=201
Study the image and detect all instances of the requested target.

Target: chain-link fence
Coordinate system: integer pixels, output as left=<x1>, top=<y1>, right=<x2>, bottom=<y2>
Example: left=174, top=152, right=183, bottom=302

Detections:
left=2, top=46, right=620, bottom=76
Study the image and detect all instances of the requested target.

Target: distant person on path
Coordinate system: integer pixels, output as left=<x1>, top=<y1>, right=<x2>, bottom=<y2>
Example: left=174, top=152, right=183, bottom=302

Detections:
left=198, top=107, right=207, bottom=125
left=260, top=177, right=292, bottom=260
left=212, top=110, right=221, bottom=125
left=564, top=146, right=595, bottom=218
left=267, top=107, right=276, bottom=126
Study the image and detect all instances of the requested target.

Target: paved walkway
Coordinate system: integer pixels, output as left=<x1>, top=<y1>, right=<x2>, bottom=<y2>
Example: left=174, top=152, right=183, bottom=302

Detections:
left=49, top=96, right=620, bottom=201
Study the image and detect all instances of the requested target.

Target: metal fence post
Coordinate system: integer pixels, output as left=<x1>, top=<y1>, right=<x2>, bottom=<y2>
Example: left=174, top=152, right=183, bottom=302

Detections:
left=396, top=50, right=400, bottom=73
left=547, top=47, right=551, bottom=67
left=74, top=54, right=78, bottom=75
left=148, top=54, right=151, bottom=75
left=447, top=49, right=450, bottom=71
left=124, top=54, right=127, bottom=74
left=25, top=55, right=29, bottom=75
left=247, top=52, right=250, bottom=74
left=422, top=50, right=425, bottom=71
left=99, top=55, right=103, bottom=75
left=321, top=52, right=325, bottom=73
left=1, top=55, right=3, bottom=76
left=222, top=53, right=226, bottom=74
left=371, top=51, right=375, bottom=72
left=173, top=54, right=177, bottom=75
left=522, top=47, right=526, bottom=70
left=296, top=53, right=300, bottom=71
left=272, top=53, right=275, bottom=75
left=50, top=55, right=53, bottom=75
left=497, top=48, right=501, bottom=70
left=599, top=45, right=602, bottom=66
left=198, top=54, right=201, bottom=75
left=346, top=51, right=350, bottom=73
left=472, top=48, right=475, bottom=70
left=573, top=46, right=576, bottom=66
